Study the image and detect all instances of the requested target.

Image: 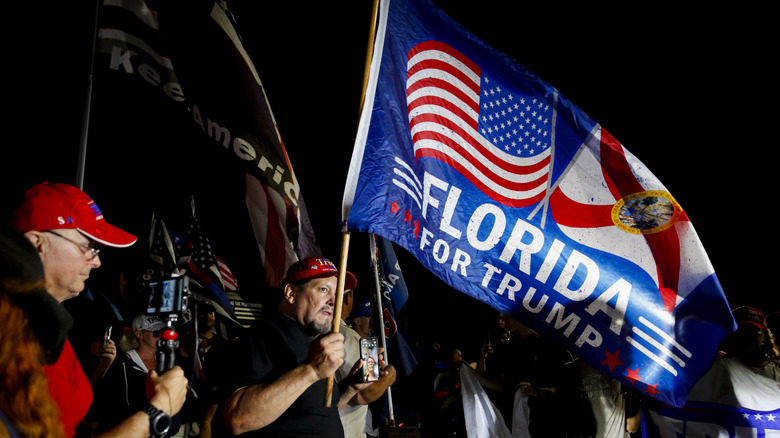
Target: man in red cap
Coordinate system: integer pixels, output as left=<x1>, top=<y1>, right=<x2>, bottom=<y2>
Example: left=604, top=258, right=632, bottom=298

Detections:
left=223, top=256, right=386, bottom=437
left=728, top=306, right=779, bottom=381
left=12, top=182, right=136, bottom=303
left=11, top=182, right=188, bottom=437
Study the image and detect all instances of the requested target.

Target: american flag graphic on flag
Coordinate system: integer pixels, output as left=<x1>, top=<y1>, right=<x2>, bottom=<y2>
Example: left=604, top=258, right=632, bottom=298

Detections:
left=343, top=0, right=735, bottom=409
left=406, top=41, right=551, bottom=208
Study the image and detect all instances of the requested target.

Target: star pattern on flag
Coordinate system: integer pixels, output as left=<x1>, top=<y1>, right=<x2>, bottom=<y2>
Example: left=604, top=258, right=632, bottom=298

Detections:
left=624, top=367, right=642, bottom=386
left=644, top=383, right=660, bottom=397
left=601, top=350, right=623, bottom=372
left=478, top=76, right=552, bottom=157
left=188, top=215, right=218, bottom=281
left=388, top=201, right=424, bottom=240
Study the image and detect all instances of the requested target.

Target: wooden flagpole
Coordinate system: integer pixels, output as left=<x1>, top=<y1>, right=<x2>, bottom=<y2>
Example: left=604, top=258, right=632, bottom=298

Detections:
left=324, top=227, right=351, bottom=406
left=324, top=0, right=381, bottom=407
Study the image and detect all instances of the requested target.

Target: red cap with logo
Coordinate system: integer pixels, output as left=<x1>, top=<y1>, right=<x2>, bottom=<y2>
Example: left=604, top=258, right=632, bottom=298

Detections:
left=284, top=256, right=357, bottom=290
left=732, top=306, right=767, bottom=330
left=12, top=182, right=137, bottom=248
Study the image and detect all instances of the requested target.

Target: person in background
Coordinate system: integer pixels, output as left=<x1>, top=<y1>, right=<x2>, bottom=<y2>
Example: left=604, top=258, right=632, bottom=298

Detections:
left=724, top=306, right=780, bottom=381
left=91, top=314, right=183, bottom=436
left=351, top=298, right=372, bottom=339
left=10, top=182, right=188, bottom=437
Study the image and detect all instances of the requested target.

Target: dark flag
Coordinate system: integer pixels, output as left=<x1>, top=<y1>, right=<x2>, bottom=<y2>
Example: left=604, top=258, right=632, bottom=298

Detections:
left=342, top=0, right=734, bottom=407
left=371, top=234, right=418, bottom=377
left=148, top=213, right=190, bottom=276
left=95, top=0, right=319, bottom=292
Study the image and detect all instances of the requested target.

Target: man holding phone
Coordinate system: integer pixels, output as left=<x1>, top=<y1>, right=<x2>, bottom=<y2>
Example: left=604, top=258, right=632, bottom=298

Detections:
left=222, top=257, right=389, bottom=437
left=336, top=290, right=396, bottom=438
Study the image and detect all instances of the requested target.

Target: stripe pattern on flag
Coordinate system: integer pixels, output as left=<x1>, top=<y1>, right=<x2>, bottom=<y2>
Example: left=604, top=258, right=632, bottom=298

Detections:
left=406, top=40, right=551, bottom=208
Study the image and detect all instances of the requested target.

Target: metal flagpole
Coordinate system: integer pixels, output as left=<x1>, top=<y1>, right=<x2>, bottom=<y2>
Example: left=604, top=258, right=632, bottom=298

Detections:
left=76, top=0, right=101, bottom=190
left=370, top=233, right=395, bottom=423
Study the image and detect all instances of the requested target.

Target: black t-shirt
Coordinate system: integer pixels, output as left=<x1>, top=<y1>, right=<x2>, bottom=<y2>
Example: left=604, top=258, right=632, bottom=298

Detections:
left=222, top=312, right=344, bottom=437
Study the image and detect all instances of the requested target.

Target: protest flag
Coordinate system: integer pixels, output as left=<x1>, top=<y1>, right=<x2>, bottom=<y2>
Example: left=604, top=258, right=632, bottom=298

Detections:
left=94, top=0, right=319, bottom=291
left=185, top=208, right=237, bottom=320
left=342, top=0, right=735, bottom=408
left=643, top=355, right=780, bottom=437
left=371, top=234, right=419, bottom=377
left=145, top=209, right=238, bottom=321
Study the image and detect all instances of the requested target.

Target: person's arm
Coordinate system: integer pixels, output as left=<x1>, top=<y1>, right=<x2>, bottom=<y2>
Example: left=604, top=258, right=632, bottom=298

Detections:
left=89, top=339, right=117, bottom=387
left=96, top=366, right=188, bottom=438
left=626, top=411, right=641, bottom=434
left=223, top=332, right=344, bottom=435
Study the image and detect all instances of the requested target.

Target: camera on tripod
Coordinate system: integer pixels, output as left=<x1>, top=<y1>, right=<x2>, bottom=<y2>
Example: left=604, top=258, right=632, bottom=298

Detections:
left=145, top=275, right=189, bottom=317
left=142, top=275, right=190, bottom=373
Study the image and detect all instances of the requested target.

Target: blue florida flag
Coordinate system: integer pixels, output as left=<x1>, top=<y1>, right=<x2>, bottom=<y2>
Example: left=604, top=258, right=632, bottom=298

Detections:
left=342, top=0, right=735, bottom=408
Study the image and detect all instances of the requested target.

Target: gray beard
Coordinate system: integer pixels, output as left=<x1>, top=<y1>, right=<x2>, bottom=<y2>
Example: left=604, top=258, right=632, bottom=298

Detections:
left=309, top=319, right=331, bottom=335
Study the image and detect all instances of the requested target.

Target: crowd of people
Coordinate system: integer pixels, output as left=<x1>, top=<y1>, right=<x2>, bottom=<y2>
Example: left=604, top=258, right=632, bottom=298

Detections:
left=1, top=182, right=779, bottom=438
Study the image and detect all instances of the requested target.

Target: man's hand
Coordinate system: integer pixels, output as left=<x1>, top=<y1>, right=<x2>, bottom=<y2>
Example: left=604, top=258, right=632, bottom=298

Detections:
left=347, top=350, right=396, bottom=395
left=626, top=411, right=641, bottom=434
left=91, top=339, right=117, bottom=367
left=88, top=340, right=117, bottom=386
left=307, top=332, right=345, bottom=380
left=146, top=366, right=188, bottom=416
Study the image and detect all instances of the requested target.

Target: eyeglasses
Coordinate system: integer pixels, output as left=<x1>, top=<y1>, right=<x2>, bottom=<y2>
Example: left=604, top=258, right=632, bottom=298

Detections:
left=44, top=230, right=101, bottom=260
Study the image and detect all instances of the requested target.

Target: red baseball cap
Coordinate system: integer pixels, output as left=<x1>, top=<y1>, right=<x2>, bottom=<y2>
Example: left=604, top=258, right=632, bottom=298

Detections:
left=732, top=306, right=767, bottom=330
left=284, top=256, right=357, bottom=290
left=12, top=182, right=137, bottom=248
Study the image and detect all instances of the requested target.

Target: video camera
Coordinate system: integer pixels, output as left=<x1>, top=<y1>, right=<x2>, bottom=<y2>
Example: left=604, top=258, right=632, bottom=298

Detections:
left=145, top=276, right=189, bottom=317
left=143, top=276, right=190, bottom=374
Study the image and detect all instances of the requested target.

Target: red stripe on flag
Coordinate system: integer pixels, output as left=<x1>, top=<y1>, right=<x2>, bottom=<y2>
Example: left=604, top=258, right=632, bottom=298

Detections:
left=406, top=77, right=480, bottom=113
left=261, top=182, right=287, bottom=287
left=409, top=112, right=550, bottom=177
left=407, top=40, right=481, bottom=75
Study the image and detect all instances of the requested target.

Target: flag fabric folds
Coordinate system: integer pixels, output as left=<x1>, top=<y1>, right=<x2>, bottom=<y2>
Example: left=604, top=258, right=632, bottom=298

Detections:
left=643, top=356, right=780, bottom=436
left=370, top=234, right=418, bottom=377
left=96, top=0, right=319, bottom=289
left=185, top=212, right=237, bottom=319
left=342, top=0, right=734, bottom=407
left=146, top=212, right=237, bottom=321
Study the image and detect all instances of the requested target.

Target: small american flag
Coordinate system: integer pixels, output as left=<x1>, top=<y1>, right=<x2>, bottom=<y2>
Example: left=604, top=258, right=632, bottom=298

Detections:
left=406, top=40, right=551, bottom=208
left=216, top=256, right=238, bottom=291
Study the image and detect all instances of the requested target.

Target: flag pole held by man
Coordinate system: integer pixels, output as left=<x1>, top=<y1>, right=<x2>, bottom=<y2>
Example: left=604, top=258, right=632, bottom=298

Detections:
left=342, top=0, right=735, bottom=410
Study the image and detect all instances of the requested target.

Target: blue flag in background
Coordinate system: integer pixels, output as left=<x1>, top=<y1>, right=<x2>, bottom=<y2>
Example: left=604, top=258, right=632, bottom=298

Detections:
left=342, top=0, right=735, bottom=407
left=371, top=234, right=418, bottom=377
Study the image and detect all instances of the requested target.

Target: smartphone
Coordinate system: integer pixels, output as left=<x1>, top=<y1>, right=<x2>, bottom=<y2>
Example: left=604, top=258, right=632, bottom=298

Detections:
left=359, top=337, right=380, bottom=382
left=103, top=325, right=113, bottom=346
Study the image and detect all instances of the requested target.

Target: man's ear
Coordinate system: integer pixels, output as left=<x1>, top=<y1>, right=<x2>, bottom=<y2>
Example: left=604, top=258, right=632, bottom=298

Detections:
left=24, top=230, right=46, bottom=254
left=283, top=284, right=296, bottom=304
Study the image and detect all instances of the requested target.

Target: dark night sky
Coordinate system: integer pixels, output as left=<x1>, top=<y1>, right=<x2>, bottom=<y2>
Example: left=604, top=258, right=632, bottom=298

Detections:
left=4, top=2, right=776, bottom=357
